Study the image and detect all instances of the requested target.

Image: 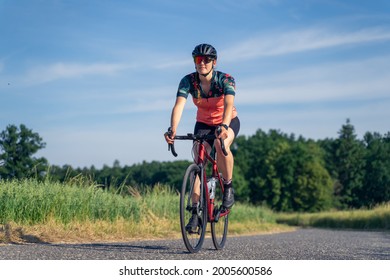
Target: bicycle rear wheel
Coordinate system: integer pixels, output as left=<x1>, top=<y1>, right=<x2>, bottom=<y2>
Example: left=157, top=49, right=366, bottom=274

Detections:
left=211, top=178, right=229, bottom=250
left=180, top=163, right=207, bottom=253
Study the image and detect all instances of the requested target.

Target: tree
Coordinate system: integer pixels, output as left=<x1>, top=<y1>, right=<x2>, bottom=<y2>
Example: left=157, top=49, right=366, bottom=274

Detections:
left=233, top=129, right=333, bottom=212
left=290, top=140, right=333, bottom=212
left=362, top=132, right=390, bottom=206
left=333, top=119, right=366, bottom=208
left=0, top=124, right=47, bottom=180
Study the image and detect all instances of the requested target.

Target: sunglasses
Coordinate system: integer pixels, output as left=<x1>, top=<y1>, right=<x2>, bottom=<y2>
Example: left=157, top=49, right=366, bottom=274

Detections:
left=194, top=56, right=214, bottom=64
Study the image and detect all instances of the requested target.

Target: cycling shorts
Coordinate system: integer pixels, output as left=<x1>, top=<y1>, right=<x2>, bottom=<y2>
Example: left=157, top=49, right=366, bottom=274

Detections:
left=193, top=117, right=240, bottom=147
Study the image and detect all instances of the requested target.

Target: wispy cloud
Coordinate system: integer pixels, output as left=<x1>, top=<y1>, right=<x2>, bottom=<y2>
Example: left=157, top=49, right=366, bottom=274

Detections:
left=25, top=26, right=389, bottom=81
left=238, top=55, right=390, bottom=104
left=221, top=27, right=390, bottom=60
left=153, top=59, right=191, bottom=70
left=23, top=62, right=133, bottom=85
left=122, top=26, right=390, bottom=70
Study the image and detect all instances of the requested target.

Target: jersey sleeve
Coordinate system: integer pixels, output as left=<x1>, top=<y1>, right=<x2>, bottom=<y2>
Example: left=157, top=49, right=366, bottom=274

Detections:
left=223, top=74, right=236, bottom=96
left=176, top=76, right=191, bottom=98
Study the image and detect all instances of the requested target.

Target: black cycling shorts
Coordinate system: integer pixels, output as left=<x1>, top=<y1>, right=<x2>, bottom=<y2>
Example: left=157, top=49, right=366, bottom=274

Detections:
left=194, top=117, right=240, bottom=147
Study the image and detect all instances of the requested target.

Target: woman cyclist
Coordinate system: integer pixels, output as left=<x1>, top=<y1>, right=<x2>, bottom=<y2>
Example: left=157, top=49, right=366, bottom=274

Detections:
left=164, top=43, right=240, bottom=233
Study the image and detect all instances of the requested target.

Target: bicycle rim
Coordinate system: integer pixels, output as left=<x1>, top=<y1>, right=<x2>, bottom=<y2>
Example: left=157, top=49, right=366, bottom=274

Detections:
left=180, top=164, right=207, bottom=253
left=211, top=178, right=229, bottom=250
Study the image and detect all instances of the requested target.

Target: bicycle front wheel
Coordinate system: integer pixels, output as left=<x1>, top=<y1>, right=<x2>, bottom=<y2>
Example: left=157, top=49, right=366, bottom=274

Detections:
left=211, top=178, right=229, bottom=250
left=180, top=163, right=207, bottom=253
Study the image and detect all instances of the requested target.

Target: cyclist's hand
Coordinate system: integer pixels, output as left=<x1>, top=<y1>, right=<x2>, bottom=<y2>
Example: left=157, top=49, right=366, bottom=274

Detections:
left=216, top=125, right=228, bottom=140
left=164, top=127, right=175, bottom=144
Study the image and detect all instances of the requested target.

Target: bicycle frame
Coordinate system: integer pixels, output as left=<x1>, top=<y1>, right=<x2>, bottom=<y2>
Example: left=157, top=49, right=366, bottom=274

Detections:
left=171, top=133, right=230, bottom=222
left=195, top=140, right=229, bottom=222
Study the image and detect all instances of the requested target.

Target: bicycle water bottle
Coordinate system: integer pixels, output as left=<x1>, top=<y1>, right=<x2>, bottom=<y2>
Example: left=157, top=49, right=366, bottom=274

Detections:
left=207, top=177, right=217, bottom=199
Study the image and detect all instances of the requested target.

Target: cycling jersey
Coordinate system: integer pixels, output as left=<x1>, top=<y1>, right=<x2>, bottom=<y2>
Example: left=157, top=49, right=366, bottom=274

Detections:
left=177, top=71, right=238, bottom=126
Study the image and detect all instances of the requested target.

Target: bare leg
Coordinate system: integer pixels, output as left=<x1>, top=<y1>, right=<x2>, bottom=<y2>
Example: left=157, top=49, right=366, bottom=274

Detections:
left=192, top=175, right=200, bottom=205
left=215, top=128, right=236, bottom=209
left=191, top=142, right=212, bottom=205
left=215, top=128, right=235, bottom=181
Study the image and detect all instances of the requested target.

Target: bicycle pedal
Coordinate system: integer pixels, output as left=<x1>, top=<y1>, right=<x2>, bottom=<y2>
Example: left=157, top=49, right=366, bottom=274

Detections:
left=214, top=209, right=221, bottom=222
left=186, top=226, right=198, bottom=234
left=187, top=228, right=200, bottom=235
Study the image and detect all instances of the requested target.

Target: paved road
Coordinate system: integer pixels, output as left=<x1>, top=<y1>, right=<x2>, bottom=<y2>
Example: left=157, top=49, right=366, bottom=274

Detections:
left=0, top=228, right=389, bottom=260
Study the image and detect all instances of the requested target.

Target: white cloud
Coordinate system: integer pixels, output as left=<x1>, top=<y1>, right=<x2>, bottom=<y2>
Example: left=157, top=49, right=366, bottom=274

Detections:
left=221, top=27, right=390, bottom=61
left=153, top=59, right=191, bottom=70
left=238, top=55, right=390, bottom=105
left=23, top=62, right=133, bottom=85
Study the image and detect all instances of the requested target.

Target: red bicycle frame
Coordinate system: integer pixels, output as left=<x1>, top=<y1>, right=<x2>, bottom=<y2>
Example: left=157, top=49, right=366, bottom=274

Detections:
left=196, top=141, right=229, bottom=223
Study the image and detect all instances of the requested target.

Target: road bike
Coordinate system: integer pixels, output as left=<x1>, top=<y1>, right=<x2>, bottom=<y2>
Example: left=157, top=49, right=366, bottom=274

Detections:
left=167, top=128, right=230, bottom=253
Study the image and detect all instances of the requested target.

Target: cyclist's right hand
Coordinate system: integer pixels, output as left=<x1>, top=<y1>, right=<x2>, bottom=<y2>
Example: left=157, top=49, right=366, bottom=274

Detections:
left=164, top=127, right=176, bottom=144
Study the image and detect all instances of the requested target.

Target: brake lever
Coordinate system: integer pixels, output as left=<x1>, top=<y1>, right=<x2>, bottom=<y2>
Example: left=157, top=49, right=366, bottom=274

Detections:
left=216, top=126, right=228, bottom=156
left=168, top=143, right=178, bottom=157
left=167, top=127, right=178, bottom=157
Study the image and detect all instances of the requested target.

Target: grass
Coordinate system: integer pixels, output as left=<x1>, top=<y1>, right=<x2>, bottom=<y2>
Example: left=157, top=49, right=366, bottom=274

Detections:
left=1, top=179, right=388, bottom=244
left=0, top=179, right=285, bottom=244
left=0, top=179, right=141, bottom=224
left=275, top=203, right=390, bottom=230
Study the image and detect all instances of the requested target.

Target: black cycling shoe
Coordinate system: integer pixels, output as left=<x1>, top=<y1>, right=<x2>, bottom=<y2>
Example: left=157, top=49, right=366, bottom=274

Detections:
left=222, top=187, right=235, bottom=209
left=185, top=214, right=199, bottom=233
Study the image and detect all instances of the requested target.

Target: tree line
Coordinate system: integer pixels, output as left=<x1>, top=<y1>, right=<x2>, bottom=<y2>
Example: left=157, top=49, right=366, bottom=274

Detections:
left=1, top=120, right=389, bottom=212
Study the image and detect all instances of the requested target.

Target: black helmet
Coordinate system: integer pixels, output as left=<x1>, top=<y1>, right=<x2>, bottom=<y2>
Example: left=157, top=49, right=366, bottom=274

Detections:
left=192, top=44, right=217, bottom=59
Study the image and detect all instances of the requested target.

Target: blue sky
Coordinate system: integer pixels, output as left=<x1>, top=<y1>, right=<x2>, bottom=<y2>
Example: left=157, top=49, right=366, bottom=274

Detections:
left=1, top=0, right=390, bottom=168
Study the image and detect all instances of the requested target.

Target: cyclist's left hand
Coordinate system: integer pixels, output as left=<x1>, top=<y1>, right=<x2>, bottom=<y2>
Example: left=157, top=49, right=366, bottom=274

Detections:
left=216, top=125, right=228, bottom=140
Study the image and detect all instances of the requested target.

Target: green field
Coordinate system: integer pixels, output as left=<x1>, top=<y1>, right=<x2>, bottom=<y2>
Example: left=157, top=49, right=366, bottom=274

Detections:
left=275, top=203, right=390, bottom=229
left=0, top=179, right=286, bottom=243
left=0, top=179, right=388, bottom=244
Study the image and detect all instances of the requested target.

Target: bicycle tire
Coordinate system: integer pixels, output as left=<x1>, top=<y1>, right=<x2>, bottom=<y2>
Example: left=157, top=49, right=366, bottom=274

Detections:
left=180, top=163, right=207, bottom=253
left=211, top=178, right=229, bottom=250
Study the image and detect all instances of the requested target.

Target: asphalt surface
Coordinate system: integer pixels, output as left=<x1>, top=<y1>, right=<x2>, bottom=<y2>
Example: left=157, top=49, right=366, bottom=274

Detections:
left=0, top=228, right=389, bottom=260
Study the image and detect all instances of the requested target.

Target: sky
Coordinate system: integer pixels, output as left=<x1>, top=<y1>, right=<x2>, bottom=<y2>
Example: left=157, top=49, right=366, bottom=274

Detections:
left=1, top=0, right=390, bottom=168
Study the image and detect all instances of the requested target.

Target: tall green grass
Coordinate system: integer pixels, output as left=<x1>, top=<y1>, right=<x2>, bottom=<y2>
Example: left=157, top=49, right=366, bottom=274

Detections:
left=0, top=179, right=141, bottom=225
left=0, top=179, right=280, bottom=242
left=1, top=178, right=388, bottom=244
left=275, top=203, right=390, bottom=230
left=0, top=179, right=276, bottom=226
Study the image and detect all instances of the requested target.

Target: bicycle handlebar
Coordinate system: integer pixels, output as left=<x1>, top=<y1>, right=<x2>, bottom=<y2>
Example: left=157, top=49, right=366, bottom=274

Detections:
left=167, top=131, right=228, bottom=157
